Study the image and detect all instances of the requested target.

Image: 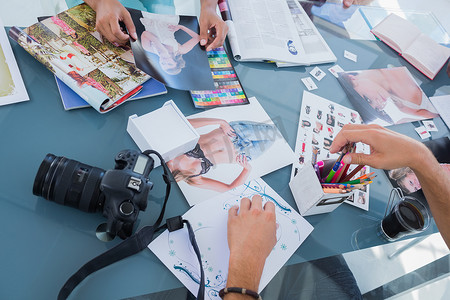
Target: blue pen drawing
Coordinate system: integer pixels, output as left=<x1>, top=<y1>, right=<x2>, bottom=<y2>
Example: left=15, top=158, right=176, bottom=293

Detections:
left=149, top=177, right=314, bottom=300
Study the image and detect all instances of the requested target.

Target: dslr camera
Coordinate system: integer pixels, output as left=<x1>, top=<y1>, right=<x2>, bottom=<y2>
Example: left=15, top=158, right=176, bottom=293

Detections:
left=33, top=150, right=154, bottom=239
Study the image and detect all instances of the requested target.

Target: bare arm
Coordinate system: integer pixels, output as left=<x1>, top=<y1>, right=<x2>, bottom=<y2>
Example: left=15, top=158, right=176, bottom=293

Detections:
left=330, top=124, right=450, bottom=248
left=188, top=118, right=236, bottom=137
left=409, top=147, right=450, bottom=248
left=225, top=195, right=277, bottom=299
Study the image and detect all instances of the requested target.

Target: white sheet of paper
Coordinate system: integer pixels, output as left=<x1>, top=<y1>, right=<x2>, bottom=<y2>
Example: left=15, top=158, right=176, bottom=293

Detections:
left=310, top=66, right=326, bottom=81
left=344, top=50, right=358, bottom=62
left=171, top=97, right=295, bottom=206
left=148, top=178, right=314, bottom=299
left=292, top=91, right=370, bottom=211
left=430, top=95, right=450, bottom=130
left=301, top=77, right=318, bottom=91
left=0, top=18, right=29, bottom=106
left=328, top=64, right=345, bottom=78
left=415, top=126, right=431, bottom=139
left=422, top=120, right=438, bottom=132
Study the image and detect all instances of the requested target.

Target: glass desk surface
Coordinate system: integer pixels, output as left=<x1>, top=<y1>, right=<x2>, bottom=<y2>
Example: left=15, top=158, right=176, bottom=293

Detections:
left=1, top=1, right=449, bottom=299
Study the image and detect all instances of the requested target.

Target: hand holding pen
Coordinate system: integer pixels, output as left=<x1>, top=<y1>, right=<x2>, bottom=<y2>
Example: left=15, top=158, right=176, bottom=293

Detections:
left=329, top=124, right=427, bottom=171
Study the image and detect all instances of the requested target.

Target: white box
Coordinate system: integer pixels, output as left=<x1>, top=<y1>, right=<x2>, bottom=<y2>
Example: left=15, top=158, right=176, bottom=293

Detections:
left=127, top=100, right=200, bottom=167
left=289, top=162, right=352, bottom=216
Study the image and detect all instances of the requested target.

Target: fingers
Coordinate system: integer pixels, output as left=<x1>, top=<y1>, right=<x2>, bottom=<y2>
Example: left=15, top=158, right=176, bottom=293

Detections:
left=236, top=195, right=274, bottom=215
left=249, top=194, right=263, bottom=212
left=329, top=124, right=380, bottom=153
left=240, top=197, right=251, bottom=212
left=228, top=205, right=239, bottom=222
left=343, top=152, right=374, bottom=166
left=206, top=22, right=228, bottom=51
left=109, top=20, right=129, bottom=44
left=122, top=9, right=137, bottom=40
left=264, top=201, right=275, bottom=213
left=199, top=21, right=209, bottom=47
left=343, top=0, right=354, bottom=8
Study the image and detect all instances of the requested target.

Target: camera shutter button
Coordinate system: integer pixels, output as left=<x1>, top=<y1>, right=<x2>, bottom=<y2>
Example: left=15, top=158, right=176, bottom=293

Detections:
left=119, top=202, right=134, bottom=215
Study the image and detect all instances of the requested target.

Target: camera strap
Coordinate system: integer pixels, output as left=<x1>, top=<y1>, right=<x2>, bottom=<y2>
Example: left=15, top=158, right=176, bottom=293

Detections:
left=57, top=150, right=205, bottom=300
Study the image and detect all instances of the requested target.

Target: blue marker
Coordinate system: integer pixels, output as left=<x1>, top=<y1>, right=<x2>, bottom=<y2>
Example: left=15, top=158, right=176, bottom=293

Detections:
left=325, top=161, right=341, bottom=183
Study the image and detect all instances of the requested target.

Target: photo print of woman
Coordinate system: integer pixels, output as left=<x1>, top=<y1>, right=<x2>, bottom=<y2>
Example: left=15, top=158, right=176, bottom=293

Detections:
left=167, top=97, right=294, bottom=206
left=385, top=137, right=450, bottom=208
left=337, top=67, right=438, bottom=126
left=127, top=8, right=215, bottom=90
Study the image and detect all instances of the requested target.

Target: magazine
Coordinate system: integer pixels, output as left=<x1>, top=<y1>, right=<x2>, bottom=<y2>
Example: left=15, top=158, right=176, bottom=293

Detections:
left=222, top=0, right=336, bottom=65
left=56, top=76, right=167, bottom=110
left=9, top=4, right=150, bottom=113
left=337, top=66, right=439, bottom=126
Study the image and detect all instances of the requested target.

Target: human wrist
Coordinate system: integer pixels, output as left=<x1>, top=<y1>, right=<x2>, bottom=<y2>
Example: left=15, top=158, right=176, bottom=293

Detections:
left=227, top=253, right=264, bottom=291
left=201, top=0, right=218, bottom=12
left=409, top=144, right=438, bottom=176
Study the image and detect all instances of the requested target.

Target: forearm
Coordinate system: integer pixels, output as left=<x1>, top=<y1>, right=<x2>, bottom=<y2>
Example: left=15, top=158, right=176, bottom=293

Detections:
left=201, top=0, right=218, bottom=11
left=84, top=0, right=102, bottom=10
left=225, top=254, right=264, bottom=299
left=410, top=146, right=450, bottom=248
left=188, top=117, right=227, bottom=128
left=228, top=168, right=251, bottom=190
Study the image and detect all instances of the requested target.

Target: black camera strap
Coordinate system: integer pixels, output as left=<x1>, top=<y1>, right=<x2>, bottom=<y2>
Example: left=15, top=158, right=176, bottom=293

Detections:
left=58, top=150, right=205, bottom=300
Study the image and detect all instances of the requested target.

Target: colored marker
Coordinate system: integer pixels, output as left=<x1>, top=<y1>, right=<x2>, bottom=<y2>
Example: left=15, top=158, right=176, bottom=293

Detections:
left=325, top=161, right=341, bottom=183
left=330, top=163, right=344, bottom=183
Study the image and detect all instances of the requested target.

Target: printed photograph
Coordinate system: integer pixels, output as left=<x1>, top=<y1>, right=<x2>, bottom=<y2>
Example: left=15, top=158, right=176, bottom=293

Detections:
left=167, top=97, right=294, bottom=206
left=0, top=18, right=28, bottom=106
left=385, top=137, right=450, bottom=204
left=128, top=8, right=215, bottom=91
left=337, top=66, right=438, bottom=126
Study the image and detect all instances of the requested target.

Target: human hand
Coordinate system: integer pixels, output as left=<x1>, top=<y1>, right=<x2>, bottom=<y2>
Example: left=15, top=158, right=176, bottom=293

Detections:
left=226, top=195, right=276, bottom=290
left=220, top=120, right=236, bottom=137
left=329, top=124, right=428, bottom=171
left=199, top=1, right=228, bottom=51
left=343, top=0, right=354, bottom=8
left=86, top=0, right=137, bottom=44
left=236, top=154, right=251, bottom=170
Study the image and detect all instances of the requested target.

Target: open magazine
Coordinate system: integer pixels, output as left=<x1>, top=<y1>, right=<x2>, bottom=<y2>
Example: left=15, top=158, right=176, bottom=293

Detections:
left=9, top=4, right=151, bottom=113
left=222, top=0, right=336, bottom=65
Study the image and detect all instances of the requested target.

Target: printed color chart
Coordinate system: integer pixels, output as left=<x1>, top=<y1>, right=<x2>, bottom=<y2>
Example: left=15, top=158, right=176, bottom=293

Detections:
left=190, top=47, right=249, bottom=108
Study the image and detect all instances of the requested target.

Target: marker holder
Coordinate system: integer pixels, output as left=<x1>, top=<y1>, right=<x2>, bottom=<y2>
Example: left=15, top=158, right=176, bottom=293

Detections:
left=289, top=161, right=353, bottom=216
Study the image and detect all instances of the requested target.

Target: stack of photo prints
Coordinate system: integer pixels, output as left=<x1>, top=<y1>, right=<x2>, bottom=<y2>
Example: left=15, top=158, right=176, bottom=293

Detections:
left=293, top=91, right=371, bottom=210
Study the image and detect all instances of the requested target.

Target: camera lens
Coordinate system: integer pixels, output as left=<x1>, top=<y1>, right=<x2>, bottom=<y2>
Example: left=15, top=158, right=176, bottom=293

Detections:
left=33, top=154, right=106, bottom=212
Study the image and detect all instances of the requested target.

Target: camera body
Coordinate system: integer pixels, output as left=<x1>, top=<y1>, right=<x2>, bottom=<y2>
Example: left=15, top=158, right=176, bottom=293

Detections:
left=33, top=150, right=154, bottom=239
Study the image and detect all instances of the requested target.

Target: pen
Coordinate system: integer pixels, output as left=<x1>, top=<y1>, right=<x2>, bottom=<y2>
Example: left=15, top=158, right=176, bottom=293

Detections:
left=330, top=163, right=344, bottom=183
left=325, top=161, right=341, bottom=183
left=341, top=165, right=364, bottom=182
left=323, top=188, right=349, bottom=194
left=355, top=171, right=375, bottom=180
left=341, top=176, right=376, bottom=185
